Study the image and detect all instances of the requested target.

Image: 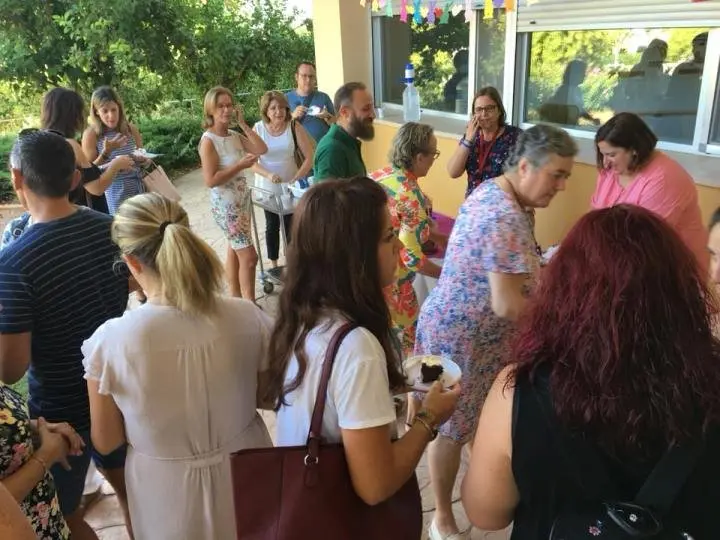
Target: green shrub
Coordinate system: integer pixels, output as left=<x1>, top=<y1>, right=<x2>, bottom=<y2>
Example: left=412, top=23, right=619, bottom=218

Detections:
left=0, top=134, right=15, bottom=203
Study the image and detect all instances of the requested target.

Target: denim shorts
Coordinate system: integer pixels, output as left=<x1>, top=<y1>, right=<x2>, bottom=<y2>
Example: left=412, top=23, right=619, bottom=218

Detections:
left=51, top=429, right=127, bottom=515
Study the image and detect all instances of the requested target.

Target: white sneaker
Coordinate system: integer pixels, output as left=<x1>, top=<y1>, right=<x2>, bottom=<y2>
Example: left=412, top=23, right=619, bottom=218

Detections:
left=428, top=519, right=469, bottom=540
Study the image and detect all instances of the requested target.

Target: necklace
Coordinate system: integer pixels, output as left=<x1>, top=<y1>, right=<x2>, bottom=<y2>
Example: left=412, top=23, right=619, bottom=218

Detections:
left=500, top=175, right=542, bottom=258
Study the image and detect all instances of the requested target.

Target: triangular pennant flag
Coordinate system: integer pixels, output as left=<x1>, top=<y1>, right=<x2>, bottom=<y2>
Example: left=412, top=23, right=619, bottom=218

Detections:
left=451, top=3, right=463, bottom=16
left=484, top=0, right=493, bottom=19
left=440, top=0, right=453, bottom=23
left=359, top=0, right=366, bottom=6
left=413, top=0, right=422, bottom=22
left=428, top=0, right=437, bottom=23
left=493, top=0, right=504, bottom=7
left=386, top=0, right=394, bottom=16
left=505, top=0, right=515, bottom=10
left=466, top=0, right=474, bottom=21
left=372, top=0, right=380, bottom=10
left=400, top=0, right=408, bottom=22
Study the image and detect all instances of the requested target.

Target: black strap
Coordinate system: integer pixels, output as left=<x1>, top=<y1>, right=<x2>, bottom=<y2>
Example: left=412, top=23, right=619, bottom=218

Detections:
left=531, top=379, right=701, bottom=514
left=290, top=120, right=299, bottom=153
left=634, top=443, right=702, bottom=513
left=306, top=323, right=358, bottom=459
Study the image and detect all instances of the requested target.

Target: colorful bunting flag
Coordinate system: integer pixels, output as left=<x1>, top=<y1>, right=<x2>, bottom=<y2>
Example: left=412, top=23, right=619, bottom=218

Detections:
left=413, top=0, right=423, bottom=23
left=428, top=0, right=437, bottom=23
left=360, top=0, right=516, bottom=23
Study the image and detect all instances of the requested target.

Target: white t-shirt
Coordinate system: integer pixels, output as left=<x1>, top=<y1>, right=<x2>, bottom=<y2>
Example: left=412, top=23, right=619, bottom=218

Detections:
left=276, top=321, right=397, bottom=446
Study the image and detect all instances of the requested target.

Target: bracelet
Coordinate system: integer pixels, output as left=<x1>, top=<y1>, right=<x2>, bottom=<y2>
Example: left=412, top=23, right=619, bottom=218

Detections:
left=459, top=137, right=472, bottom=149
left=30, top=455, right=49, bottom=475
left=413, top=416, right=438, bottom=441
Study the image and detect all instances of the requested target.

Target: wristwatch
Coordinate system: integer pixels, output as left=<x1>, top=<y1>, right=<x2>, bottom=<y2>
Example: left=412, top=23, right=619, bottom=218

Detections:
left=414, top=409, right=439, bottom=440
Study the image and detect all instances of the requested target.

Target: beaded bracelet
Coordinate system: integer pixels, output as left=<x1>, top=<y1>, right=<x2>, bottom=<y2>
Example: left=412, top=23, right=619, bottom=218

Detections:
left=459, top=137, right=472, bottom=149
left=30, top=455, right=49, bottom=474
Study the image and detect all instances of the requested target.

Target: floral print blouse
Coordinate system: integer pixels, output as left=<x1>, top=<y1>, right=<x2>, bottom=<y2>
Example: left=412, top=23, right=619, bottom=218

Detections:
left=0, top=384, right=70, bottom=539
left=464, top=124, right=522, bottom=198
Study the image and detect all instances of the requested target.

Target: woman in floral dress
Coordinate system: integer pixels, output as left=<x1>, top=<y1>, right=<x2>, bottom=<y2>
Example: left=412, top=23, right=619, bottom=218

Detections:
left=199, top=86, right=268, bottom=301
left=0, top=384, right=84, bottom=538
left=371, top=123, right=447, bottom=357
left=416, top=125, right=577, bottom=540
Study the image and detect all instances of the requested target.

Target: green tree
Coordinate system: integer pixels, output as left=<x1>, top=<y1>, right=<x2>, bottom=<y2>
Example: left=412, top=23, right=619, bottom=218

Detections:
left=0, top=0, right=313, bottom=116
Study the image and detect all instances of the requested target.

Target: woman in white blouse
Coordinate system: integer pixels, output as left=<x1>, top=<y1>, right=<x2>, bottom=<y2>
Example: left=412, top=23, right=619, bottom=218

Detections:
left=262, top=177, right=459, bottom=510
left=252, top=91, right=314, bottom=268
left=83, top=193, right=272, bottom=540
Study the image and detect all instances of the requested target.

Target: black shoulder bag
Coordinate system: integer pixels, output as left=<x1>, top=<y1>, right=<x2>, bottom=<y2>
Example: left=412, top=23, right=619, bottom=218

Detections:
left=531, top=386, right=702, bottom=539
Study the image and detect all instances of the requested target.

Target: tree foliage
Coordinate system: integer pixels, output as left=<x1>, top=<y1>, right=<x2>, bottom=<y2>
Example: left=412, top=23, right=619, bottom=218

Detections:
left=0, top=0, right=314, bottom=117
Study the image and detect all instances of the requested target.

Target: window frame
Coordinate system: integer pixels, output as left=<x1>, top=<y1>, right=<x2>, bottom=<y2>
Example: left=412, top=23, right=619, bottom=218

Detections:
left=370, top=9, right=478, bottom=121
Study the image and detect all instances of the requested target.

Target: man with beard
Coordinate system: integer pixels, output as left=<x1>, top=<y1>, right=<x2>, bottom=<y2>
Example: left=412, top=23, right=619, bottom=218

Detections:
left=313, top=82, right=376, bottom=181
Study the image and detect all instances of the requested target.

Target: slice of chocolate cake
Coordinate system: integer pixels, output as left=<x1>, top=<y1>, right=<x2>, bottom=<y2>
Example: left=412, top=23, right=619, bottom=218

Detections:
left=420, top=356, right=444, bottom=383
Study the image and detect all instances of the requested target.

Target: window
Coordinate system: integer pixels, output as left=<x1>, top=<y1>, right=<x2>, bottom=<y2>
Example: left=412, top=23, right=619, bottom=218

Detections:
left=374, top=11, right=470, bottom=114
left=520, top=27, right=710, bottom=145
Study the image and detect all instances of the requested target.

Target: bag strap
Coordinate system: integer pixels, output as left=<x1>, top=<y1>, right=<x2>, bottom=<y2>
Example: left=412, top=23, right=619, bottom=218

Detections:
left=306, top=322, right=358, bottom=462
left=290, top=120, right=299, bottom=152
left=533, top=378, right=702, bottom=514
left=634, top=443, right=702, bottom=513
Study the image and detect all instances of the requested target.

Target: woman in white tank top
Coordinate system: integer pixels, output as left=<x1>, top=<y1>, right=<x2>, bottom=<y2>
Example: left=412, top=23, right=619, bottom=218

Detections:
left=252, top=91, right=314, bottom=268
left=198, top=87, right=268, bottom=301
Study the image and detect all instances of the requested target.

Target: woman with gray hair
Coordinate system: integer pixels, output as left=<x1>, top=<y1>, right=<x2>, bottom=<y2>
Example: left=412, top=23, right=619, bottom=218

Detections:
left=414, top=124, right=577, bottom=540
left=371, top=122, right=448, bottom=357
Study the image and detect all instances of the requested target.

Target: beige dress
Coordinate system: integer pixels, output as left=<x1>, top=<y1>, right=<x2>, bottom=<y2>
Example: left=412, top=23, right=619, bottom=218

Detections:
left=82, top=298, right=273, bottom=540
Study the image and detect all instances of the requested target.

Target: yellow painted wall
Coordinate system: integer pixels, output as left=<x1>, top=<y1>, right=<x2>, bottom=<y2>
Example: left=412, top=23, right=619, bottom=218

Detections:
left=363, top=122, right=720, bottom=246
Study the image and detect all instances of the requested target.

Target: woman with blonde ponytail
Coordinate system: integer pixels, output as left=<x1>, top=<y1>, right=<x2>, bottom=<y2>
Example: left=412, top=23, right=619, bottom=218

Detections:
left=82, top=193, right=273, bottom=540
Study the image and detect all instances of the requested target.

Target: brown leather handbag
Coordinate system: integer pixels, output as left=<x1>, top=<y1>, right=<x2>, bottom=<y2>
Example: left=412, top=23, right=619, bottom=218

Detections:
left=230, top=323, right=423, bottom=540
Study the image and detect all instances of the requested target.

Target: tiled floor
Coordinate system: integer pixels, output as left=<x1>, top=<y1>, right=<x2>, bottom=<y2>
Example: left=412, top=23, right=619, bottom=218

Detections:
left=84, top=170, right=511, bottom=539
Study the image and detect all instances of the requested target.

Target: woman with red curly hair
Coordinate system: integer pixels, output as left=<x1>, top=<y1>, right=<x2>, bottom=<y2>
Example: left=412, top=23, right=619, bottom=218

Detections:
left=462, top=204, right=720, bottom=539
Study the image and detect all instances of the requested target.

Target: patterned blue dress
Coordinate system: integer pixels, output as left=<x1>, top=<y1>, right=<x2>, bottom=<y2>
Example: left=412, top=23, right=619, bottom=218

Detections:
left=464, top=124, right=522, bottom=198
left=415, top=180, right=540, bottom=442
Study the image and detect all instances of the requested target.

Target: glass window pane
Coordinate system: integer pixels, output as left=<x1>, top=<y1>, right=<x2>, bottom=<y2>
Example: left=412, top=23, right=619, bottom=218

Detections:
left=474, top=10, right=507, bottom=101
left=375, top=12, right=470, bottom=113
left=522, top=28, right=709, bottom=145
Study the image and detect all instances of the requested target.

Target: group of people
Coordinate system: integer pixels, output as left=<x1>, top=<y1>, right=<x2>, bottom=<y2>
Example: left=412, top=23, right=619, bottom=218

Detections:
left=0, top=60, right=719, bottom=540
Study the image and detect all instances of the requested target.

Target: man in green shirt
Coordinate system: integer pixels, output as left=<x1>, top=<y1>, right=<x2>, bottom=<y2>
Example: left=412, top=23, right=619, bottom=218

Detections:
left=313, top=82, right=376, bottom=181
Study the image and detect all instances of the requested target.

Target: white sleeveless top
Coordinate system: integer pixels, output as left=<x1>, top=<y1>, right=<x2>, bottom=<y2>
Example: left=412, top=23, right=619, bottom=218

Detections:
left=200, top=130, right=248, bottom=203
left=252, top=121, right=298, bottom=195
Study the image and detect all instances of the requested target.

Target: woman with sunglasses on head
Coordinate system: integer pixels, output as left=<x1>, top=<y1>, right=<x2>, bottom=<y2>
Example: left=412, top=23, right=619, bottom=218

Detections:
left=446, top=87, right=522, bottom=199
left=42, top=88, right=135, bottom=214
left=82, top=86, right=148, bottom=215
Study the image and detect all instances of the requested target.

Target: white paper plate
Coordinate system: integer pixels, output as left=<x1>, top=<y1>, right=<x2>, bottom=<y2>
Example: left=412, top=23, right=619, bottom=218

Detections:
left=404, top=354, right=461, bottom=392
left=133, top=148, right=162, bottom=159
left=307, top=105, right=322, bottom=116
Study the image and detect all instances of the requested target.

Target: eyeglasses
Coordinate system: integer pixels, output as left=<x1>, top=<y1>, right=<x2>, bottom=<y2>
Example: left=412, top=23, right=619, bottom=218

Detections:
left=474, top=105, right=498, bottom=115
left=423, top=150, right=441, bottom=159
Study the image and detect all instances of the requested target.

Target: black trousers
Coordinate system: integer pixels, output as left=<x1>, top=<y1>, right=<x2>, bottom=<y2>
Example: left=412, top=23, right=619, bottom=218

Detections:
left=264, top=210, right=293, bottom=262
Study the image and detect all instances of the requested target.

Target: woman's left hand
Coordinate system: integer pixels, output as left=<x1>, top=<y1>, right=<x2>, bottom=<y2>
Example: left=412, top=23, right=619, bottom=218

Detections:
left=234, top=105, right=247, bottom=126
left=45, top=422, right=85, bottom=456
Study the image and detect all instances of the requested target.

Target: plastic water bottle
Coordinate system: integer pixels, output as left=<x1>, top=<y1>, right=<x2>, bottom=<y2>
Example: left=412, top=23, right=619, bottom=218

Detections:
left=403, top=63, right=421, bottom=122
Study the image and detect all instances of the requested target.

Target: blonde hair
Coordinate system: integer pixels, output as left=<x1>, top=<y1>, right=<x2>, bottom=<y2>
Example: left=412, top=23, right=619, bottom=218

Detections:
left=89, top=86, right=130, bottom=136
left=112, top=193, right=224, bottom=316
left=259, top=91, right=291, bottom=124
left=203, top=86, right=233, bottom=129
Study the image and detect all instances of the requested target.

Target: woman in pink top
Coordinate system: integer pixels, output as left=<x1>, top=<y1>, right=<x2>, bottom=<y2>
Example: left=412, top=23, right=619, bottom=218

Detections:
left=592, top=112, right=708, bottom=272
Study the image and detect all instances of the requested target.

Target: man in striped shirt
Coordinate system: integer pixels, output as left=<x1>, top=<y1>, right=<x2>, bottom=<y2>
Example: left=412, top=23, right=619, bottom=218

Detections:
left=0, top=131, right=130, bottom=538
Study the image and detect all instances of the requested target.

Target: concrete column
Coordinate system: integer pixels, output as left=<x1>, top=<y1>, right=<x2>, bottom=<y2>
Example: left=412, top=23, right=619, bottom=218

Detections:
left=312, top=0, right=372, bottom=100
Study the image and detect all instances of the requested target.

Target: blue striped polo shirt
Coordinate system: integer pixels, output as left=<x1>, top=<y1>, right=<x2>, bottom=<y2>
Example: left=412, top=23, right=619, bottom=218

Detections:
left=0, top=208, right=128, bottom=431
